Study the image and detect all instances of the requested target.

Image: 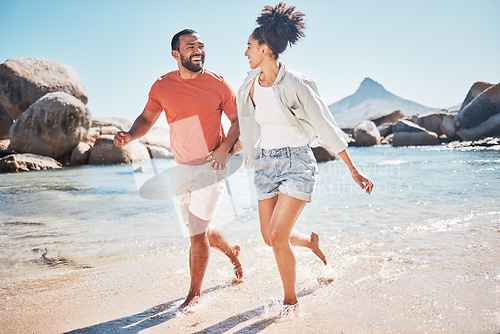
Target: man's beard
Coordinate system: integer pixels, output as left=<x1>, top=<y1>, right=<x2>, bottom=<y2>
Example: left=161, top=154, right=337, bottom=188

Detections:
left=180, top=54, right=205, bottom=72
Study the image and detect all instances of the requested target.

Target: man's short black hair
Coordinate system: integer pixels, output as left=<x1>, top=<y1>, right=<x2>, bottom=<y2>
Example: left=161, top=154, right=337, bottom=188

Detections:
left=171, top=29, right=198, bottom=51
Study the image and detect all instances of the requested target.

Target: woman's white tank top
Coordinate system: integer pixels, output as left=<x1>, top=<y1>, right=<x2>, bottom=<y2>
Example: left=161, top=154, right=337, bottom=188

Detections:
left=253, top=76, right=309, bottom=149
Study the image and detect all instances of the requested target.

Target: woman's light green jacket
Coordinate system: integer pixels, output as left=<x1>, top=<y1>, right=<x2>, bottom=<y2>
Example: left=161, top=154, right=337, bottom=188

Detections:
left=237, top=63, right=348, bottom=167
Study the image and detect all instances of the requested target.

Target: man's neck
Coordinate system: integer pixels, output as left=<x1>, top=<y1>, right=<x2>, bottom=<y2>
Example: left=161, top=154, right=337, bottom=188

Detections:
left=178, top=67, right=203, bottom=80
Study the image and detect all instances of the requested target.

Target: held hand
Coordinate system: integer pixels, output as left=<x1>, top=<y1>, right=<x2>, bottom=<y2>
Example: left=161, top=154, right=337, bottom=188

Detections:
left=113, top=131, right=132, bottom=147
left=207, top=148, right=230, bottom=170
left=351, top=169, right=374, bottom=195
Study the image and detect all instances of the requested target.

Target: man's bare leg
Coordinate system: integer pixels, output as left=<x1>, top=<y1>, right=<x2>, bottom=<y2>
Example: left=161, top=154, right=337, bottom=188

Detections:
left=178, top=213, right=211, bottom=312
left=207, top=227, right=243, bottom=279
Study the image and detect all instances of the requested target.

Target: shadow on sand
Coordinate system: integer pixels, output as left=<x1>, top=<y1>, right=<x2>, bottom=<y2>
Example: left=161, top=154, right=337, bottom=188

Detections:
left=65, top=282, right=326, bottom=334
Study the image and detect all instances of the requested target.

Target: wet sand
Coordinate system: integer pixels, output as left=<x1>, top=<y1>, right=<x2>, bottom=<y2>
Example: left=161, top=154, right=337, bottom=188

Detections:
left=1, top=219, right=499, bottom=334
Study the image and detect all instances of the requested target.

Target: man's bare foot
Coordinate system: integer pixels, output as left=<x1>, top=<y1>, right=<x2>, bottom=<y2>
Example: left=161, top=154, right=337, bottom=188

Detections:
left=310, top=232, right=327, bottom=265
left=178, top=293, right=200, bottom=313
left=229, top=244, right=244, bottom=279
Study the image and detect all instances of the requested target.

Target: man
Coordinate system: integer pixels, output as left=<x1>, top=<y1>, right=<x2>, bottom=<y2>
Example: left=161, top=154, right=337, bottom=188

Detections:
left=114, top=29, right=242, bottom=312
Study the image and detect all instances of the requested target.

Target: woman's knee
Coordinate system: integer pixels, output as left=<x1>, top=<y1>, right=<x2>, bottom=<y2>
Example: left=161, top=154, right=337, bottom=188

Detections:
left=262, top=234, right=272, bottom=247
left=268, top=228, right=289, bottom=248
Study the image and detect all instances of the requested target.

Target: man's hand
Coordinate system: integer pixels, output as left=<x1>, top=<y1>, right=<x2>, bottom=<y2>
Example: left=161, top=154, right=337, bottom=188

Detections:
left=114, top=131, right=132, bottom=147
left=207, top=140, right=242, bottom=170
left=207, top=149, right=230, bottom=170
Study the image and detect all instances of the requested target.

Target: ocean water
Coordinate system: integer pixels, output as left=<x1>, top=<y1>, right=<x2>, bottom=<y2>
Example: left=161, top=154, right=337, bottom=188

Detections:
left=0, top=145, right=499, bottom=283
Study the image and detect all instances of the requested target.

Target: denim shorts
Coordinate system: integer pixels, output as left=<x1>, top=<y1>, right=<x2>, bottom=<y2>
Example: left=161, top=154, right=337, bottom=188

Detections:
left=254, top=145, right=318, bottom=202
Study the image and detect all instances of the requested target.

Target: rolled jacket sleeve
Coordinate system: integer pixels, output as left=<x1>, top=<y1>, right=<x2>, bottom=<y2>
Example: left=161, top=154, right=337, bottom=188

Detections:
left=296, top=78, right=348, bottom=154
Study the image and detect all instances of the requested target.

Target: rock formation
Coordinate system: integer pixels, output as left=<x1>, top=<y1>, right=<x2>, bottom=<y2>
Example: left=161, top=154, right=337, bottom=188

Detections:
left=392, top=120, right=440, bottom=146
left=460, top=81, right=494, bottom=110
left=0, top=105, right=13, bottom=139
left=0, top=153, right=62, bottom=173
left=9, top=92, right=91, bottom=159
left=454, top=83, right=500, bottom=140
left=0, top=58, right=87, bottom=119
left=88, top=135, right=150, bottom=165
left=353, top=120, right=381, bottom=146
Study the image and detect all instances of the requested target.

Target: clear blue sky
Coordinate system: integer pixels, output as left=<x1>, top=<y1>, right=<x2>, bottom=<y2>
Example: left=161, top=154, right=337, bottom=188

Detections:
left=1, top=0, right=499, bottom=124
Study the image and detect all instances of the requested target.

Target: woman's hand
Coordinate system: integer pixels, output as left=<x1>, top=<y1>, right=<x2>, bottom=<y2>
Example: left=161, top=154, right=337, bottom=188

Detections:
left=208, top=140, right=242, bottom=170
left=351, top=169, right=374, bottom=194
left=207, top=149, right=230, bottom=170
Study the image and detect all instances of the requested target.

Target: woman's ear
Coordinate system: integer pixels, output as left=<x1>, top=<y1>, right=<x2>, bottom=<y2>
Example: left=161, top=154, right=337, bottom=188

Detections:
left=262, top=44, right=269, bottom=56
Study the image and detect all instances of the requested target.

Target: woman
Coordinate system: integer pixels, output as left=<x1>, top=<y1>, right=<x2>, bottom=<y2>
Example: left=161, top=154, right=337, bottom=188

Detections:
left=237, top=3, right=374, bottom=315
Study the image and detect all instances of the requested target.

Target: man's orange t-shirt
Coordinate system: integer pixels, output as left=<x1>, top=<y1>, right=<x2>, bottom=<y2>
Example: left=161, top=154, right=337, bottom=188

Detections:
left=145, top=70, right=237, bottom=166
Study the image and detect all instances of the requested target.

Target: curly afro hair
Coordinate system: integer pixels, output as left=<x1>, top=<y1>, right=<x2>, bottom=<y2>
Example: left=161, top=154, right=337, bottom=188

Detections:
left=251, top=2, right=305, bottom=58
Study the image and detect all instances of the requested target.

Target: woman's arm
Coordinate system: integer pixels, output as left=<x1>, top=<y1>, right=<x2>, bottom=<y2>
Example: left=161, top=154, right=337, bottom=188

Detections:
left=337, top=149, right=374, bottom=194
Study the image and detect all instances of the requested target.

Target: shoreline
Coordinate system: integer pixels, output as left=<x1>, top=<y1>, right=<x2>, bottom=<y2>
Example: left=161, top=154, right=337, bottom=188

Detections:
left=1, top=215, right=498, bottom=334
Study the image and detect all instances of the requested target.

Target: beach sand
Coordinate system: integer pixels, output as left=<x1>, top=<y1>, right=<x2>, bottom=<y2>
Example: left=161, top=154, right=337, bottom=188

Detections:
left=1, top=219, right=499, bottom=334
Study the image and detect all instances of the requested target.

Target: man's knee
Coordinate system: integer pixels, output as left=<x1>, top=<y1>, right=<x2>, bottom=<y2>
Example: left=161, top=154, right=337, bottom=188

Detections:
left=208, top=227, right=223, bottom=241
left=188, top=212, right=210, bottom=237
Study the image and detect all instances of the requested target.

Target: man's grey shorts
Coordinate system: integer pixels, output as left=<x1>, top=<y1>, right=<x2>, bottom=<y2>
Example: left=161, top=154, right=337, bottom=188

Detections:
left=254, top=145, right=318, bottom=202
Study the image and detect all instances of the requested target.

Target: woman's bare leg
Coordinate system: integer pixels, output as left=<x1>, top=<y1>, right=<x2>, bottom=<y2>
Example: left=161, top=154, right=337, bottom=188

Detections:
left=266, top=193, right=308, bottom=305
left=258, top=196, right=327, bottom=264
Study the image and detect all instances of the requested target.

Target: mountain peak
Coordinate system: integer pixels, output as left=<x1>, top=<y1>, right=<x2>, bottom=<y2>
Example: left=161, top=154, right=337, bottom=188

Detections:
left=328, top=77, right=438, bottom=127
left=355, top=77, right=388, bottom=96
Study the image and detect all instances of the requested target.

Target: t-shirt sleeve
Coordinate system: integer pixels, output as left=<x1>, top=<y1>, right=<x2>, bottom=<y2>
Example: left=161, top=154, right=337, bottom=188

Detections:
left=144, top=81, right=163, bottom=113
left=220, top=78, right=237, bottom=116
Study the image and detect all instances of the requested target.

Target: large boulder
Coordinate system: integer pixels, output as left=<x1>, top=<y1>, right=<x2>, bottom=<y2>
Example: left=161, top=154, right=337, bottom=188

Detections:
left=69, top=142, right=92, bottom=166
left=0, top=153, right=62, bottom=173
left=83, top=127, right=101, bottom=145
left=85, top=117, right=133, bottom=146
left=91, top=117, right=132, bottom=132
left=460, top=81, right=494, bottom=111
left=88, top=135, right=150, bottom=165
left=406, top=111, right=455, bottom=136
left=368, top=109, right=404, bottom=126
left=139, top=126, right=172, bottom=159
left=440, top=115, right=457, bottom=138
left=454, top=83, right=500, bottom=140
left=311, top=146, right=337, bottom=162
left=392, top=120, right=439, bottom=146
left=139, top=126, right=170, bottom=148
left=9, top=92, right=91, bottom=159
left=0, top=58, right=88, bottom=120
left=353, top=120, right=381, bottom=146
left=0, top=139, right=11, bottom=158
left=377, top=123, right=393, bottom=137
left=0, top=104, right=13, bottom=139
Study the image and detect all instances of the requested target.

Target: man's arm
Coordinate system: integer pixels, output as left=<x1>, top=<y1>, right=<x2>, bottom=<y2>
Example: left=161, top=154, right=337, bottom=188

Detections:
left=114, top=109, right=161, bottom=147
left=208, top=112, right=239, bottom=169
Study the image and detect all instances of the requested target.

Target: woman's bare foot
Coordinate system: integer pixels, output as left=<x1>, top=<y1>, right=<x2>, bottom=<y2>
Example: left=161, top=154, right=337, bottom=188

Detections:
left=310, top=232, right=327, bottom=265
left=279, top=303, right=299, bottom=317
left=178, top=293, right=200, bottom=313
left=229, top=244, right=244, bottom=279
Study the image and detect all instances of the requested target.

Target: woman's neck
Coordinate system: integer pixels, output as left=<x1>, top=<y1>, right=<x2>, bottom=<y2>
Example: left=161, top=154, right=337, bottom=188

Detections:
left=258, top=60, right=280, bottom=87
